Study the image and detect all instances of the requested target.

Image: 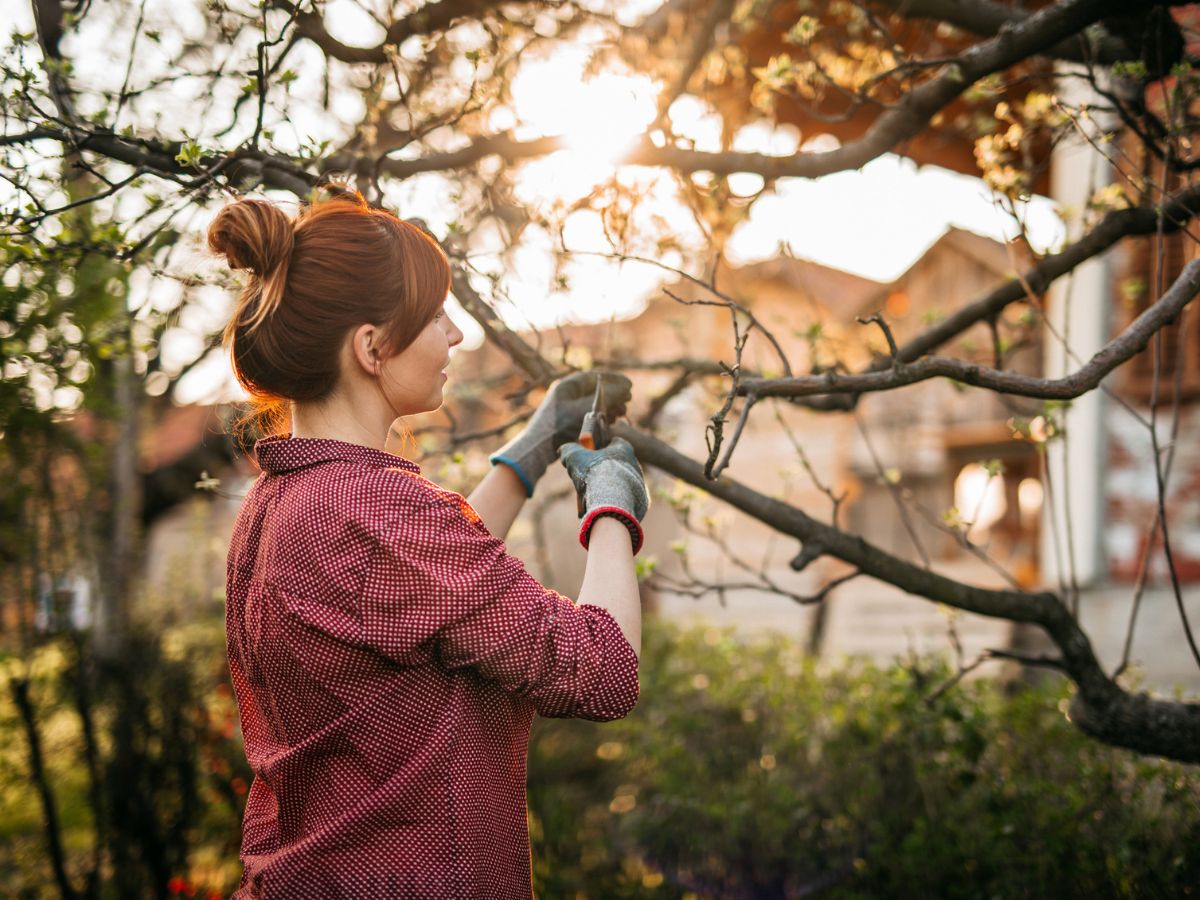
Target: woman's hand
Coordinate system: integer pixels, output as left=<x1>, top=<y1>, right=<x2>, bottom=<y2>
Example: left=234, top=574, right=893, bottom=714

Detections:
left=558, top=437, right=649, bottom=554
left=488, top=371, right=632, bottom=497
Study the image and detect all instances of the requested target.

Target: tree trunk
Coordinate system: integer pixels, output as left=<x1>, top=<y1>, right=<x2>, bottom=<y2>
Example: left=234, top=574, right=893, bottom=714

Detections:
left=94, top=343, right=140, bottom=661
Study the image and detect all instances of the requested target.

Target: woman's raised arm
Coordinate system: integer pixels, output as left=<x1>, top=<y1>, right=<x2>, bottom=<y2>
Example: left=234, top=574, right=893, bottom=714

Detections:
left=466, top=460, right=528, bottom=539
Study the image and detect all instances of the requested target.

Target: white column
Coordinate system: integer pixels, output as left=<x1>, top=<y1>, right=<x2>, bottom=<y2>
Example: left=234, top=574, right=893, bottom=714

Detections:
left=1040, top=63, right=1114, bottom=590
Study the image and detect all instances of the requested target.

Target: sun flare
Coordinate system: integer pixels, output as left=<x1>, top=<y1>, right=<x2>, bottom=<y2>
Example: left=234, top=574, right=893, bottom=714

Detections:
left=510, top=56, right=658, bottom=165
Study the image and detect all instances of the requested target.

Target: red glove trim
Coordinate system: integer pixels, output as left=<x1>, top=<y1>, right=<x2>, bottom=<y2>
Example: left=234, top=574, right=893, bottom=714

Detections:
left=579, top=506, right=644, bottom=555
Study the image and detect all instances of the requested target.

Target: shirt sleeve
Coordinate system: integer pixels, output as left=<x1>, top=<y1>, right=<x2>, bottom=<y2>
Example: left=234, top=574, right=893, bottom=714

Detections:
left=361, top=490, right=639, bottom=722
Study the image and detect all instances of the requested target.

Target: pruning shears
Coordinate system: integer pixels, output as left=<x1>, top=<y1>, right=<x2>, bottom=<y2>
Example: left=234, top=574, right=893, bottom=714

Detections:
left=575, top=377, right=610, bottom=517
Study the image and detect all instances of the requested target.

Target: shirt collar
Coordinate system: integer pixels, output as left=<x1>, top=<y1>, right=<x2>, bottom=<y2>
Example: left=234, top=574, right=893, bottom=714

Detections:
left=253, top=434, right=422, bottom=475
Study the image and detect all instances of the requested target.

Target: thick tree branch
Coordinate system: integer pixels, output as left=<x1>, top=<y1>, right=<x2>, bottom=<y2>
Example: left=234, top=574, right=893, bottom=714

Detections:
left=303, top=0, right=1127, bottom=186
left=447, top=261, right=559, bottom=384
left=19, top=0, right=1177, bottom=239
left=379, top=133, right=566, bottom=179
left=628, top=0, right=1128, bottom=179
left=0, top=127, right=59, bottom=147
left=16, top=126, right=319, bottom=197
left=278, top=0, right=510, bottom=65
left=740, top=259, right=1200, bottom=401
left=874, top=0, right=1148, bottom=67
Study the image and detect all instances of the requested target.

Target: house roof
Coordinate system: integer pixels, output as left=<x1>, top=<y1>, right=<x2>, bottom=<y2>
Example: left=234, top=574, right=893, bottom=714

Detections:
left=931, top=227, right=1017, bottom=278
left=732, top=254, right=890, bottom=316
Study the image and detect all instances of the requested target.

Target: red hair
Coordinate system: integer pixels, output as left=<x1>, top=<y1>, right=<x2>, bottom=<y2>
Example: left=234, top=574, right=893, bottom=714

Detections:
left=207, top=189, right=451, bottom=446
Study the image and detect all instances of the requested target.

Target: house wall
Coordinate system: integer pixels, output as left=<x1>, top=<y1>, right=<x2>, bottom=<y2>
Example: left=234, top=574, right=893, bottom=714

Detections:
left=1087, top=402, right=1200, bottom=693
left=142, top=473, right=251, bottom=619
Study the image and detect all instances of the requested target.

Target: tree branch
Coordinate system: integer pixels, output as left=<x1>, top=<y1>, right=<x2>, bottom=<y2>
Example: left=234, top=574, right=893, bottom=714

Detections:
left=874, top=0, right=1145, bottom=67
left=279, top=0, right=516, bottom=65
left=446, top=260, right=559, bottom=384
left=380, top=133, right=567, bottom=180
left=871, top=182, right=1200, bottom=369
left=739, top=259, right=1200, bottom=401
left=629, top=0, right=1128, bottom=179
left=292, top=0, right=1128, bottom=187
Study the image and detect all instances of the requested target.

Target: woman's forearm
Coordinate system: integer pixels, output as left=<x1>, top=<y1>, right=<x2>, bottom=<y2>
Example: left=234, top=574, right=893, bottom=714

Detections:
left=466, top=463, right=527, bottom=539
left=577, top=517, right=641, bottom=659
left=471, top=464, right=642, bottom=657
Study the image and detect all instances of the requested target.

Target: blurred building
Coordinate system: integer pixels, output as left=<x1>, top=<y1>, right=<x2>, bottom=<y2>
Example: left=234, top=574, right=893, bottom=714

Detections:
left=449, top=228, right=1039, bottom=653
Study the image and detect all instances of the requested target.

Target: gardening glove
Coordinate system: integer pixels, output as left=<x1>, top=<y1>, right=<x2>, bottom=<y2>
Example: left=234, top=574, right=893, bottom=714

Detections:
left=558, top=437, right=650, bottom=554
left=489, top=371, right=632, bottom=497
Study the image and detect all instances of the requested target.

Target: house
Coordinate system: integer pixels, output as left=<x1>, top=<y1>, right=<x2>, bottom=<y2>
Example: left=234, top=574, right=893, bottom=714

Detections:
left=446, top=226, right=1047, bottom=657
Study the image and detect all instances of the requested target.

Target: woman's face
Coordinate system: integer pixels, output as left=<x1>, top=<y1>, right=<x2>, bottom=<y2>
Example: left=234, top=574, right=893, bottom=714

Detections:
left=378, top=302, right=464, bottom=416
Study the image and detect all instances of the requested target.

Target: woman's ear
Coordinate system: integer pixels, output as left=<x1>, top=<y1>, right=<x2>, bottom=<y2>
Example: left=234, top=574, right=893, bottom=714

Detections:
left=348, top=322, right=382, bottom=377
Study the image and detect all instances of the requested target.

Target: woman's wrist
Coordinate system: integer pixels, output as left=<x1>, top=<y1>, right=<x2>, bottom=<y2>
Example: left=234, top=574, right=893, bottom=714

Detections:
left=488, top=453, right=538, bottom=497
left=586, top=514, right=637, bottom=554
left=579, top=506, right=644, bottom=554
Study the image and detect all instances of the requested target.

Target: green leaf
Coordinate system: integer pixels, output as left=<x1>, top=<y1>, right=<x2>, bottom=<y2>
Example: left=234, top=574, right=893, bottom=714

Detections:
left=783, top=16, right=819, bottom=46
left=174, top=139, right=204, bottom=167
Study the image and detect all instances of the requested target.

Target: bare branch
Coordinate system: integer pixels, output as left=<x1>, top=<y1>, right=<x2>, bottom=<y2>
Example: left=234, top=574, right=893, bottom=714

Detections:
left=856, top=313, right=900, bottom=361
left=709, top=391, right=755, bottom=480
left=881, top=182, right=1200, bottom=370
left=447, top=259, right=559, bottom=384
left=740, top=259, right=1200, bottom=401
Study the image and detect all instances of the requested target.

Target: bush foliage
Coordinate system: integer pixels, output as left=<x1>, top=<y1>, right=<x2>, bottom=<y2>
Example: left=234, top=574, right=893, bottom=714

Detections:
left=2, top=619, right=1196, bottom=898
left=528, top=623, right=1200, bottom=899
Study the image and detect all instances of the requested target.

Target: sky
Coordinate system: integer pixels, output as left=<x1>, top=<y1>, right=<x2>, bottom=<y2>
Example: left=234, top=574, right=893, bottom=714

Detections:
left=3, top=0, right=1067, bottom=405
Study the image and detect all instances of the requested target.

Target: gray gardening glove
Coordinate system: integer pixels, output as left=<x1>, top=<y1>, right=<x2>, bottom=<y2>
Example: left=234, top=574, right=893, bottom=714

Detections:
left=558, top=437, right=650, bottom=554
left=489, top=371, right=632, bottom=497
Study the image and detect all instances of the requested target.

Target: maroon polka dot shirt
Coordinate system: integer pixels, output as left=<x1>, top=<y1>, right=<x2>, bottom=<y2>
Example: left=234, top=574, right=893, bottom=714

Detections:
left=225, top=436, right=640, bottom=898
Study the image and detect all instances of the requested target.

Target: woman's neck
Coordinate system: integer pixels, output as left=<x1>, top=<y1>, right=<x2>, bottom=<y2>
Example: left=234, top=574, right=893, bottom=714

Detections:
left=289, top=398, right=391, bottom=451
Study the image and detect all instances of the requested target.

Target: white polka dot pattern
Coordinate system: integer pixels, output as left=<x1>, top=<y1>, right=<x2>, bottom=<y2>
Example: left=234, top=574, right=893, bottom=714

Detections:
left=225, top=436, right=640, bottom=898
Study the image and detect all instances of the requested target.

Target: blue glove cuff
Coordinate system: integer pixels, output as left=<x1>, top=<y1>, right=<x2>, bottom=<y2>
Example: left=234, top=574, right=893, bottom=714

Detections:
left=489, top=453, right=535, bottom=498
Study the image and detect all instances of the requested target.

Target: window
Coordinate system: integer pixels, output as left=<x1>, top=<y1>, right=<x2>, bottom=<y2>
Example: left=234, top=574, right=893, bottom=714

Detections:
left=944, top=429, right=1042, bottom=588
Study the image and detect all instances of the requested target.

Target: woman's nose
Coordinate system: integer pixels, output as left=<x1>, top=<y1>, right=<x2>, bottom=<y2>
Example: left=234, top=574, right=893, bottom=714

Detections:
left=448, top=318, right=464, bottom=347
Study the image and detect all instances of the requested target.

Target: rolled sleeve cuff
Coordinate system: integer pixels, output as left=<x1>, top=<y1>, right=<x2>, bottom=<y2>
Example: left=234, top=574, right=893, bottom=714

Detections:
left=542, top=603, right=640, bottom=721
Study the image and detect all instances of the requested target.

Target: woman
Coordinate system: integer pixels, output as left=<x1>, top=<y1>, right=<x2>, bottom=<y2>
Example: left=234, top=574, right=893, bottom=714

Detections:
left=210, top=189, right=649, bottom=899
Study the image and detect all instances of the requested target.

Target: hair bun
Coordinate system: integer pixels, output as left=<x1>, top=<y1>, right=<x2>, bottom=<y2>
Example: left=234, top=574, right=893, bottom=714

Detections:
left=207, top=198, right=295, bottom=278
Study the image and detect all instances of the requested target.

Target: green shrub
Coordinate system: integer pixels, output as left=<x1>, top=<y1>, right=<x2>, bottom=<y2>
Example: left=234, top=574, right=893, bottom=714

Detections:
left=0, top=620, right=249, bottom=899
left=6, top=618, right=1197, bottom=898
left=528, top=623, right=1200, bottom=899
